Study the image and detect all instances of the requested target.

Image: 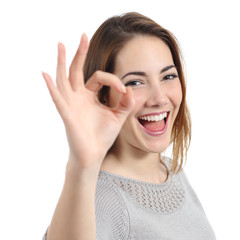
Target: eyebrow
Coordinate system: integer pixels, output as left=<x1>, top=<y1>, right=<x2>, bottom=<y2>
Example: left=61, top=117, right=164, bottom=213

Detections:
left=121, top=65, right=176, bottom=80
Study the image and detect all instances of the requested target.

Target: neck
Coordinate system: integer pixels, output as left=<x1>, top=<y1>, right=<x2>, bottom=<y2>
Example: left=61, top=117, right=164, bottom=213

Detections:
left=101, top=138, right=168, bottom=184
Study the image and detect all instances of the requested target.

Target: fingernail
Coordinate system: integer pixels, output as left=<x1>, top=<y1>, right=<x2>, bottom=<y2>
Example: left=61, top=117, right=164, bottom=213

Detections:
left=80, top=33, right=88, bottom=51
left=58, top=42, right=63, bottom=51
left=42, top=71, right=46, bottom=78
left=122, top=85, right=127, bottom=94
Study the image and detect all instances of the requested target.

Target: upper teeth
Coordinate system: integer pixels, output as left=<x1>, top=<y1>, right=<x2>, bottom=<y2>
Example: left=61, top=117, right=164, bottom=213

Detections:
left=139, top=112, right=168, bottom=121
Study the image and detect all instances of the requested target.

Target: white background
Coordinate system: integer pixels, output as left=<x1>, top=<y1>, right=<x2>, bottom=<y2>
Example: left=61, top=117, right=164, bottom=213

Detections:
left=0, top=0, right=239, bottom=239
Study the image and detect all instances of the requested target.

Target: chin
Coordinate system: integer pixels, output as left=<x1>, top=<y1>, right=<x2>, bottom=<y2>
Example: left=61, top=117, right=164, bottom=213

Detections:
left=139, top=135, right=171, bottom=154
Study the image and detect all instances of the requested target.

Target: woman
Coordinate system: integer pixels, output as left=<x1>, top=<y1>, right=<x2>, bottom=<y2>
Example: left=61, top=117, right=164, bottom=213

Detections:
left=42, top=12, right=216, bottom=240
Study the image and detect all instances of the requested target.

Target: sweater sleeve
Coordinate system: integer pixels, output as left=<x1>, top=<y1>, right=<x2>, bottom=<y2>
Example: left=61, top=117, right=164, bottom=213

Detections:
left=41, top=179, right=130, bottom=240
left=95, top=178, right=130, bottom=240
left=42, top=230, right=47, bottom=240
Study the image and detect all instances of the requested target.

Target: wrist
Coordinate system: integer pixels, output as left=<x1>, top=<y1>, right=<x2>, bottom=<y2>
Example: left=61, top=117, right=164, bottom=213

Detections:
left=65, top=158, right=100, bottom=185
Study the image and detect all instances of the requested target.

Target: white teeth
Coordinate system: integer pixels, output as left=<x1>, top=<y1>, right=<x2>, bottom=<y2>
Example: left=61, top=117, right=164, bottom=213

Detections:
left=139, top=112, right=168, bottom=122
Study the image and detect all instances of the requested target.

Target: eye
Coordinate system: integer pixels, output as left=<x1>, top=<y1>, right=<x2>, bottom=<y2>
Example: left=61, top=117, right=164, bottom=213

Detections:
left=125, top=80, right=143, bottom=87
left=163, top=74, right=178, bottom=80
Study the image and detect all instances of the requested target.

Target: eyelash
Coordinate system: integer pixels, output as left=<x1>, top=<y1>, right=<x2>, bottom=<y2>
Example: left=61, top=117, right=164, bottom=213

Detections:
left=163, top=74, right=178, bottom=80
left=125, top=80, right=143, bottom=87
left=125, top=74, right=178, bottom=87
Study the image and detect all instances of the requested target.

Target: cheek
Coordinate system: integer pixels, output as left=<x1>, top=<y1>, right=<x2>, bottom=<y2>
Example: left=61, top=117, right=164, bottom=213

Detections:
left=131, top=89, right=147, bottom=112
left=133, top=89, right=146, bottom=102
left=168, top=80, right=183, bottom=108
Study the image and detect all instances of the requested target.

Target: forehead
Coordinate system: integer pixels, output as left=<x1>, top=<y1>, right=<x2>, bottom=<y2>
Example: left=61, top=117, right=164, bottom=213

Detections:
left=114, top=36, right=174, bottom=76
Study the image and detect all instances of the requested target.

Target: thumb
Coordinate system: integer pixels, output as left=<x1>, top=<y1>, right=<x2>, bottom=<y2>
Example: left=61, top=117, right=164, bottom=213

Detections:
left=114, top=87, right=135, bottom=121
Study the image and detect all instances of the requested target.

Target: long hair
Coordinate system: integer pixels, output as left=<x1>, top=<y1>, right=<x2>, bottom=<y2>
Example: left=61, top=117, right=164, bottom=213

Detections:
left=84, top=12, right=191, bottom=174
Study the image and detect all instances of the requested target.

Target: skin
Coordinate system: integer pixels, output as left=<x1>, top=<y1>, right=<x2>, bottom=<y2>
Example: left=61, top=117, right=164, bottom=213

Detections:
left=101, top=36, right=182, bottom=184
left=42, top=35, right=135, bottom=240
left=41, top=34, right=182, bottom=240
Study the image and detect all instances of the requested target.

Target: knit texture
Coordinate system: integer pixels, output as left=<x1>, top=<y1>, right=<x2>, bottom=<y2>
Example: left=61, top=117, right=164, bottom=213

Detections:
left=95, top=158, right=216, bottom=240
left=43, top=158, right=216, bottom=240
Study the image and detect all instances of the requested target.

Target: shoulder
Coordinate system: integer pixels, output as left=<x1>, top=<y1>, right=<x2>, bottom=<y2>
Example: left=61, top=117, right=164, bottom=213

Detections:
left=95, top=172, right=129, bottom=213
left=177, top=169, right=206, bottom=209
left=95, top=172, right=130, bottom=240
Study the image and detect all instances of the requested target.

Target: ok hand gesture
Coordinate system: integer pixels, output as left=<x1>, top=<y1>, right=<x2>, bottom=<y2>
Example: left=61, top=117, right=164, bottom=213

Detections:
left=42, top=34, right=134, bottom=172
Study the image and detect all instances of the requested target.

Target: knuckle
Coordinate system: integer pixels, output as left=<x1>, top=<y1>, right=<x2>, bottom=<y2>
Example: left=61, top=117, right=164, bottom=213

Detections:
left=92, top=70, right=102, bottom=79
left=69, top=70, right=81, bottom=80
left=69, top=63, right=82, bottom=74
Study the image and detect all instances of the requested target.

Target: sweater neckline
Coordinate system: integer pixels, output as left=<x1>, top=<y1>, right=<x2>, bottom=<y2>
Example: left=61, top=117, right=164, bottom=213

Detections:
left=99, top=169, right=171, bottom=188
left=99, top=157, right=172, bottom=187
left=98, top=167, right=185, bottom=214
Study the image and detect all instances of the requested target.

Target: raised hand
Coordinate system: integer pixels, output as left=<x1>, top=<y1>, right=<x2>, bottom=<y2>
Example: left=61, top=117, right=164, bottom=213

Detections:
left=42, top=34, right=134, bottom=172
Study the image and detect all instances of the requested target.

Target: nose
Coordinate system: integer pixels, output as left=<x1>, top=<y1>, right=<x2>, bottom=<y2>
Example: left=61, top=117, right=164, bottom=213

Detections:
left=145, top=84, right=168, bottom=108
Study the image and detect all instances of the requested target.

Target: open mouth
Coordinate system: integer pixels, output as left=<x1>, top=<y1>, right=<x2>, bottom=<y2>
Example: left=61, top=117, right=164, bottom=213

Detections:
left=138, top=111, right=169, bottom=133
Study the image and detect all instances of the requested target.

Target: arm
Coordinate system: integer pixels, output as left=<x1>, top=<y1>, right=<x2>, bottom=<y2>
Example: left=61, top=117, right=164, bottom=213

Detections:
left=46, top=162, right=98, bottom=240
left=42, top=34, right=134, bottom=240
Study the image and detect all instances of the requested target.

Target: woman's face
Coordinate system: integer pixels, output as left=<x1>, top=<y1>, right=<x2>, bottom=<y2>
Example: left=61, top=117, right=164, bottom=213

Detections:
left=109, top=36, right=182, bottom=153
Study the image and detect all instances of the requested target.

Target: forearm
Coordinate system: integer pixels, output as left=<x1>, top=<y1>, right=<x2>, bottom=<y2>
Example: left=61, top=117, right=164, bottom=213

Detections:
left=46, top=163, right=99, bottom=240
left=42, top=32, right=133, bottom=240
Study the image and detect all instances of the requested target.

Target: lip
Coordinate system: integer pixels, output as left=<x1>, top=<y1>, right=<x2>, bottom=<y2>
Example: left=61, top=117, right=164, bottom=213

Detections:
left=137, top=111, right=170, bottom=137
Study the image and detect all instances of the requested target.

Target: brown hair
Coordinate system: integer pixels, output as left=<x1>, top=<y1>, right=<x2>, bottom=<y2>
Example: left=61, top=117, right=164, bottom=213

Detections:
left=84, top=12, right=191, bottom=174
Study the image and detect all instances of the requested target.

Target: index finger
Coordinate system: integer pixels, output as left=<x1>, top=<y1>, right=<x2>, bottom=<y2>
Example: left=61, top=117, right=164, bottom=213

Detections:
left=69, top=33, right=89, bottom=91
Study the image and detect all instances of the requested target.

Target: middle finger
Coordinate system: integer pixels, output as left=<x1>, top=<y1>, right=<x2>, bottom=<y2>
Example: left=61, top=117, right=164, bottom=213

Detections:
left=69, top=33, right=89, bottom=91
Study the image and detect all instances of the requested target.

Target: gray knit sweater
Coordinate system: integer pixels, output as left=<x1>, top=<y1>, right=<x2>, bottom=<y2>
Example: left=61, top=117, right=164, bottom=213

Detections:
left=43, top=159, right=216, bottom=240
